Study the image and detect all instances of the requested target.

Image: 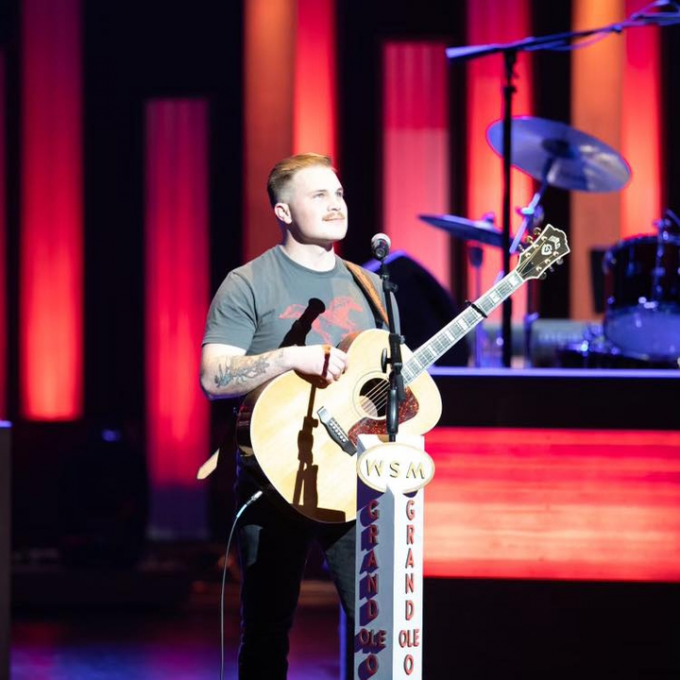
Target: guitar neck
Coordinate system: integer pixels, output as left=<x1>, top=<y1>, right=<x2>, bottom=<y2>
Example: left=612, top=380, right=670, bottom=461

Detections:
left=402, top=268, right=527, bottom=383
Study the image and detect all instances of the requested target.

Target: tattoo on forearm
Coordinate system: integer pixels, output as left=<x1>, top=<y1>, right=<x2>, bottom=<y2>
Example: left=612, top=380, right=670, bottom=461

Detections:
left=214, top=355, right=271, bottom=389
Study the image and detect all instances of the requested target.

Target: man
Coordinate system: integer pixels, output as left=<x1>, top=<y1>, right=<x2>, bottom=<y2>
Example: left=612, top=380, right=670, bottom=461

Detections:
left=200, top=153, right=391, bottom=679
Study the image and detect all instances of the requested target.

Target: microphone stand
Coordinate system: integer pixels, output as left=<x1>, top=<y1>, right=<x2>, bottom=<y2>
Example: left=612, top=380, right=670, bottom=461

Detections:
left=377, top=254, right=405, bottom=442
left=500, top=48, right=516, bottom=368
left=446, top=0, right=680, bottom=368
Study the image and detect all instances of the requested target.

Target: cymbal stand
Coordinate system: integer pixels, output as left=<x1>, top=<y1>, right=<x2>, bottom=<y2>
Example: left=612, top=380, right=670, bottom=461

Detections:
left=468, top=243, right=486, bottom=367
left=499, top=49, right=516, bottom=368
left=510, top=176, right=549, bottom=367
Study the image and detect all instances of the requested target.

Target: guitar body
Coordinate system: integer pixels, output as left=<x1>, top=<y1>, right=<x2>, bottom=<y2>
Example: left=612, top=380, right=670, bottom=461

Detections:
left=236, top=328, right=442, bottom=523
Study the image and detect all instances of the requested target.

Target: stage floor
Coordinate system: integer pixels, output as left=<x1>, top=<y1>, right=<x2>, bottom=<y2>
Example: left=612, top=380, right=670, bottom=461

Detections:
left=11, top=583, right=343, bottom=680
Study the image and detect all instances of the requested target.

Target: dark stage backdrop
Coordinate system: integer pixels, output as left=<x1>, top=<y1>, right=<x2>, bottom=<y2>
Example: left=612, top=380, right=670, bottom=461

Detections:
left=1, top=0, right=678, bottom=544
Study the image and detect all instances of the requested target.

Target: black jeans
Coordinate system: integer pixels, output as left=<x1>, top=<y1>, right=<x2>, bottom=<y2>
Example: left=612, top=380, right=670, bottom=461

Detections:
left=235, top=460, right=355, bottom=680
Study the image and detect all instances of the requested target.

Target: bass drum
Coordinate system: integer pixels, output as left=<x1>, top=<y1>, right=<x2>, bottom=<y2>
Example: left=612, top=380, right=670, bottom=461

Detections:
left=602, top=234, right=680, bottom=360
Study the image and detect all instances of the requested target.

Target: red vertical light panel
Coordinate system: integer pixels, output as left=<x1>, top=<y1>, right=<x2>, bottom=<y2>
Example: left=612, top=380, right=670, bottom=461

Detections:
left=621, top=0, right=662, bottom=238
left=466, top=0, right=533, bottom=320
left=383, top=42, right=451, bottom=291
left=146, top=100, right=210, bottom=535
left=20, top=0, right=83, bottom=419
left=293, top=0, right=337, bottom=161
left=570, top=0, right=625, bottom=320
left=244, top=0, right=338, bottom=261
left=244, top=0, right=296, bottom=262
left=0, top=55, right=6, bottom=418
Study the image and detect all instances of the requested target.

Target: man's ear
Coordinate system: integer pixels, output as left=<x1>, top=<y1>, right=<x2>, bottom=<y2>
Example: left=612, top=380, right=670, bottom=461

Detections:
left=274, top=202, right=292, bottom=224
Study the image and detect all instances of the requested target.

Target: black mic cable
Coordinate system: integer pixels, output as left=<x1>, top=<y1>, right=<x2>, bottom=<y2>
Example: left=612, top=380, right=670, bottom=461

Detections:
left=220, top=489, right=263, bottom=680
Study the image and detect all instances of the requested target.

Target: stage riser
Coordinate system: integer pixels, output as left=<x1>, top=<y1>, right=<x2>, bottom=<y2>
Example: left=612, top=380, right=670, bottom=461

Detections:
left=423, top=578, right=680, bottom=679
left=432, top=370, right=680, bottom=429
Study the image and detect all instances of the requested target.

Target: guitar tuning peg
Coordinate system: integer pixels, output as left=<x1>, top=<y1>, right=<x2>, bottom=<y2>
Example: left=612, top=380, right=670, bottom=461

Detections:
left=532, top=226, right=542, bottom=236
left=539, top=271, right=547, bottom=280
left=556, top=258, right=564, bottom=265
left=548, top=266, right=555, bottom=273
left=525, top=236, right=534, bottom=244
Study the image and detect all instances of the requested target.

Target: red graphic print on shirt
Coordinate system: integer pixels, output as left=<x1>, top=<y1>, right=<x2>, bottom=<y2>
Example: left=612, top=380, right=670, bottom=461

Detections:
left=279, top=296, right=364, bottom=345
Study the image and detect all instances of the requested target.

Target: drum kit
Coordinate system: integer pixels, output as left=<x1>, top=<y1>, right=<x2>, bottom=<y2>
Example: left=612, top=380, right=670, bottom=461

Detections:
left=420, top=115, right=680, bottom=369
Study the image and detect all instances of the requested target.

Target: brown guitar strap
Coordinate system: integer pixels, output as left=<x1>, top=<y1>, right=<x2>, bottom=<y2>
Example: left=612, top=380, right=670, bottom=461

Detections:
left=343, top=259, right=390, bottom=329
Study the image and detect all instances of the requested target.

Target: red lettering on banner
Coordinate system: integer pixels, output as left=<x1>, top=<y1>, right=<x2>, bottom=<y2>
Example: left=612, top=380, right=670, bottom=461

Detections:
left=358, top=628, right=387, bottom=651
left=367, top=598, right=379, bottom=621
left=405, top=548, right=414, bottom=569
left=366, top=550, right=378, bottom=569
left=405, top=600, right=414, bottom=620
left=406, top=524, right=414, bottom=544
left=368, top=498, right=380, bottom=520
left=376, top=629, right=387, bottom=649
left=406, top=498, right=415, bottom=520
left=359, top=654, right=379, bottom=676
left=405, top=572, right=414, bottom=594
left=398, top=628, right=421, bottom=648
left=367, top=573, right=378, bottom=595
left=368, top=523, right=379, bottom=544
left=404, top=654, right=415, bottom=675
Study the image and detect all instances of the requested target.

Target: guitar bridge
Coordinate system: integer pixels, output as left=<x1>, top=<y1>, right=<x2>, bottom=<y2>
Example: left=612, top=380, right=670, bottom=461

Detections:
left=317, top=406, right=357, bottom=456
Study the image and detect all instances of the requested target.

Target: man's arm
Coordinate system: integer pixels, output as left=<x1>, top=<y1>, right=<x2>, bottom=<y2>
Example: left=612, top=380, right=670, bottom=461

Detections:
left=200, top=342, right=349, bottom=400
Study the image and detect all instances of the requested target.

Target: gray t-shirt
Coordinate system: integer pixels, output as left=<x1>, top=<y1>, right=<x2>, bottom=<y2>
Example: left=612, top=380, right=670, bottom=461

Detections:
left=203, top=246, right=388, bottom=353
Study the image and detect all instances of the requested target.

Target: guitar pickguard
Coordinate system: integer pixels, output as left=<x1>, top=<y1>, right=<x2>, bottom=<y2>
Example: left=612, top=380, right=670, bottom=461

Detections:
left=347, top=386, right=419, bottom=443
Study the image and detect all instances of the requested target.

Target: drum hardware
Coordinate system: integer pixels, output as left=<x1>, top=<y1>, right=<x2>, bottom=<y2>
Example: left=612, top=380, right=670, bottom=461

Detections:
left=485, top=117, right=627, bottom=365
left=550, top=322, right=676, bottom=370
left=486, top=116, right=631, bottom=365
left=556, top=339, right=680, bottom=370
left=419, top=116, right=630, bottom=368
left=655, top=208, right=680, bottom=234
left=446, top=4, right=677, bottom=366
left=602, top=211, right=680, bottom=361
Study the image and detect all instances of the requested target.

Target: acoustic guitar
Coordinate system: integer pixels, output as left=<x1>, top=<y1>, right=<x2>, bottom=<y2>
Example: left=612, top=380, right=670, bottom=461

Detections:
left=234, top=224, right=570, bottom=523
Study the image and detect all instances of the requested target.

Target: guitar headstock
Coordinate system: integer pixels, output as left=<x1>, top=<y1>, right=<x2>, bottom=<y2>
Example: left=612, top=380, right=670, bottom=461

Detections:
left=516, top=224, right=570, bottom=280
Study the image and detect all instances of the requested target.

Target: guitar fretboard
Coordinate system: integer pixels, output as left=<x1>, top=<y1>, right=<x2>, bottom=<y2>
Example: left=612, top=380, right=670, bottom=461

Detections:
left=402, top=270, right=526, bottom=383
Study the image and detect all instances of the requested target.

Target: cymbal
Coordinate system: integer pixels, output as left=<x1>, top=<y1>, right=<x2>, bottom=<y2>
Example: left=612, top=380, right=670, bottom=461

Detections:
left=487, top=116, right=631, bottom=192
left=418, top=213, right=505, bottom=248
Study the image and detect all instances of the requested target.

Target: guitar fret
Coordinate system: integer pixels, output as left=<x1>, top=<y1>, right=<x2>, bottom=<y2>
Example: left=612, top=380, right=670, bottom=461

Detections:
left=421, top=346, right=436, bottom=364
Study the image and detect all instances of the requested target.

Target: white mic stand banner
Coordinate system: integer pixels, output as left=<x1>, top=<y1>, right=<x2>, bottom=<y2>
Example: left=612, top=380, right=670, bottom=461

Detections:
left=354, top=434, right=435, bottom=680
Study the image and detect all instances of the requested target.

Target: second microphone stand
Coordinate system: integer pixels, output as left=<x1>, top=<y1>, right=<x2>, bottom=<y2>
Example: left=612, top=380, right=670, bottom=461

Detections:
left=377, top=254, right=406, bottom=442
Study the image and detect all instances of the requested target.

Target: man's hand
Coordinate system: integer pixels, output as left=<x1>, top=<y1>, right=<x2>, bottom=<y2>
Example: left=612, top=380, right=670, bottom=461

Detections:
left=287, top=344, right=349, bottom=383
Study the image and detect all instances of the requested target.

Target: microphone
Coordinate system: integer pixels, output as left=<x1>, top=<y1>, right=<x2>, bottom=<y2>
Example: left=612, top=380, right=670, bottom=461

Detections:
left=371, top=233, right=391, bottom=260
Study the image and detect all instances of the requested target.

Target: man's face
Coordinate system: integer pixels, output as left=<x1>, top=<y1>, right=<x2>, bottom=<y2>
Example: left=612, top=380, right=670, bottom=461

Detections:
left=275, top=165, right=348, bottom=246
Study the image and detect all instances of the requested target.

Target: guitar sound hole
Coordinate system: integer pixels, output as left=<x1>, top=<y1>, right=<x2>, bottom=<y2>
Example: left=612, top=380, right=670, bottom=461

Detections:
left=358, top=378, right=389, bottom=418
